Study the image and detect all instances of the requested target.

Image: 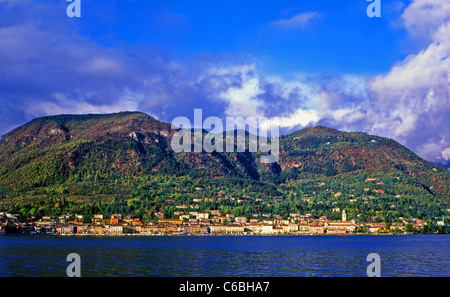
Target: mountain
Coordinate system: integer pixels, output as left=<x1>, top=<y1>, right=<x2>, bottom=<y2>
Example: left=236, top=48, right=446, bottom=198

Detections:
left=0, top=112, right=448, bottom=222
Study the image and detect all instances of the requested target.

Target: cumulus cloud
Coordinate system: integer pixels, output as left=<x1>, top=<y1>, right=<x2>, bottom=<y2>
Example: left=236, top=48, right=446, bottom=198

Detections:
left=401, top=0, right=450, bottom=44
left=215, top=66, right=321, bottom=130
left=442, top=148, right=450, bottom=161
left=364, top=0, right=450, bottom=167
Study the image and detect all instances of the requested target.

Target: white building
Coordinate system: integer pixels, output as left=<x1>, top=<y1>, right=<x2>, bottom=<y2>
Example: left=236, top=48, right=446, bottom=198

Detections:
left=261, top=225, right=273, bottom=234
left=235, top=216, right=247, bottom=224
left=196, top=212, right=209, bottom=220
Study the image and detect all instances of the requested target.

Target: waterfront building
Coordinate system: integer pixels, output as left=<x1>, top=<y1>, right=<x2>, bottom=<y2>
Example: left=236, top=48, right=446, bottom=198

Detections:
left=309, top=224, right=325, bottom=234
left=261, top=225, right=273, bottom=234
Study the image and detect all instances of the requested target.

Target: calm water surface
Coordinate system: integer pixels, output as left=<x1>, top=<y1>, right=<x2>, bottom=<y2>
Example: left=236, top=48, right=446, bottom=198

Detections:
left=0, top=235, right=448, bottom=277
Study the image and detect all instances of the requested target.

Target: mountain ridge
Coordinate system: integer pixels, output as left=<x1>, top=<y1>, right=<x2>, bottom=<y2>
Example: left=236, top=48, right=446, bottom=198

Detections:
left=0, top=111, right=447, bottom=181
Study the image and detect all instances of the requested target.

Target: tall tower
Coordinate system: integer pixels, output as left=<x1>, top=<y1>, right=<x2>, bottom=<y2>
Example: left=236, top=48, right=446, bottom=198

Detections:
left=342, top=209, right=347, bottom=222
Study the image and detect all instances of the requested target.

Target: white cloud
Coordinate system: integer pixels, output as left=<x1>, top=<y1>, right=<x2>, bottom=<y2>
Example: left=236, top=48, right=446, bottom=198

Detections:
left=216, top=65, right=322, bottom=129
left=370, top=23, right=450, bottom=98
left=401, top=0, right=450, bottom=42
left=80, top=57, right=124, bottom=76
left=276, top=108, right=320, bottom=128
left=270, top=12, right=321, bottom=30
left=442, top=148, right=450, bottom=161
left=24, top=91, right=141, bottom=118
left=330, top=108, right=365, bottom=123
left=215, top=65, right=262, bottom=118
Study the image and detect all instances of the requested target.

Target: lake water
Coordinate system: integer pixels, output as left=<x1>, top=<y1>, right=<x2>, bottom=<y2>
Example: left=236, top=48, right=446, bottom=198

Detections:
left=0, top=235, right=448, bottom=277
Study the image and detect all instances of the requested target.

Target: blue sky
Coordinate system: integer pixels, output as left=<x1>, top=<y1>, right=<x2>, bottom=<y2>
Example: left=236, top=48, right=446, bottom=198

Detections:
left=75, top=0, right=410, bottom=75
left=0, top=0, right=450, bottom=168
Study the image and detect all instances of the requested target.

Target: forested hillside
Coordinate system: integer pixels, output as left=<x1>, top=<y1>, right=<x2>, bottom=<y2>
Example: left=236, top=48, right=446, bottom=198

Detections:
left=0, top=112, right=448, bottom=224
